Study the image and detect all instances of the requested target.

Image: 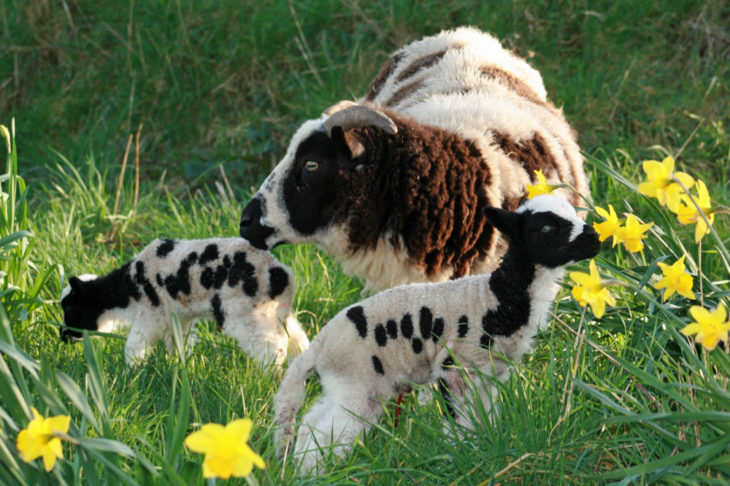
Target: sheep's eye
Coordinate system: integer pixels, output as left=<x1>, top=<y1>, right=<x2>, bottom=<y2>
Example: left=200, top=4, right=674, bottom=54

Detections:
left=304, top=161, right=319, bottom=171
left=540, top=224, right=554, bottom=233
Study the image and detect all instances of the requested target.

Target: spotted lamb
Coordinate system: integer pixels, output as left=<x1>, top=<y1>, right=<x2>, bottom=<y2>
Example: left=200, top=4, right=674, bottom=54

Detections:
left=240, top=26, right=590, bottom=292
left=60, top=238, right=309, bottom=366
left=273, top=195, right=600, bottom=471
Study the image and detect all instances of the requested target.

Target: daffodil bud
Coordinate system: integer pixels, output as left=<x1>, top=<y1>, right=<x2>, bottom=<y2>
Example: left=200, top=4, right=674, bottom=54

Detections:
left=0, top=125, right=10, bottom=155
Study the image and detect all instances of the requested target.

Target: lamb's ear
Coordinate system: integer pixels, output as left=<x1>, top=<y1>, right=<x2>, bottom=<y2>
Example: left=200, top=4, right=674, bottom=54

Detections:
left=484, top=207, right=525, bottom=244
left=69, top=276, right=85, bottom=294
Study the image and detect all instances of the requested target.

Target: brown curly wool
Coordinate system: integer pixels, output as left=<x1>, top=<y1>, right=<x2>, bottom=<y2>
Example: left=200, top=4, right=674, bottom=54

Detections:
left=330, top=114, right=494, bottom=278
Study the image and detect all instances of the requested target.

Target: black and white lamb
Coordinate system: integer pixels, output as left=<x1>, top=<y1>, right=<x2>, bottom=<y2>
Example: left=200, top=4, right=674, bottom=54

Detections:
left=240, top=26, right=590, bottom=292
left=60, top=238, right=309, bottom=366
left=273, top=195, right=600, bottom=471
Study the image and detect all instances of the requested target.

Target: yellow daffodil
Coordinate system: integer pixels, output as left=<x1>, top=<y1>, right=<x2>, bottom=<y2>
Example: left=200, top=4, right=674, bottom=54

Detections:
left=185, top=418, right=265, bottom=479
left=593, top=205, right=623, bottom=246
left=616, top=214, right=653, bottom=253
left=570, top=259, right=616, bottom=319
left=680, top=305, right=730, bottom=351
left=16, top=408, right=71, bottom=472
left=676, top=180, right=715, bottom=243
left=637, top=156, right=695, bottom=213
left=526, top=169, right=556, bottom=199
left=653, top=255, right=695, bottom=301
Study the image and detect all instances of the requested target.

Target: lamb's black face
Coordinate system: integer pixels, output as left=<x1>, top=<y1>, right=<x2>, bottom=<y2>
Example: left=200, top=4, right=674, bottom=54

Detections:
left=484, top=195, right=601, bottom=268
left=523, top=212, right=600, bottom=267
left=60, top=282, right=103, bottom=342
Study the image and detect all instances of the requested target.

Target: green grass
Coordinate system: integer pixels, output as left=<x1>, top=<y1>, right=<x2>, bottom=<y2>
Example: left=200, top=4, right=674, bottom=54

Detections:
left=1, top=0, right=729, bottom=484
left=3, top=0, right=728, bottom=184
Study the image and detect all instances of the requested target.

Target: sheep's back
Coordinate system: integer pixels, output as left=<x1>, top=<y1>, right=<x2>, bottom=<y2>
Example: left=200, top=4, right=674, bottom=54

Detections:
left=363, top=26, right=589, bottom=212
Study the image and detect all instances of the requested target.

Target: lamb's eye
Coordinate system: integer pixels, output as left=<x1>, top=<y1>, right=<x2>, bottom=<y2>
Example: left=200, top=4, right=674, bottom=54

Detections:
left=304, top=161, right=319, bottom=171
left=540, top=224, right=554, bottom=233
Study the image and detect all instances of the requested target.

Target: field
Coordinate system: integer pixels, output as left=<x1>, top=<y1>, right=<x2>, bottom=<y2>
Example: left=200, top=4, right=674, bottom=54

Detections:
left=1, top=0, right=729, bottom=484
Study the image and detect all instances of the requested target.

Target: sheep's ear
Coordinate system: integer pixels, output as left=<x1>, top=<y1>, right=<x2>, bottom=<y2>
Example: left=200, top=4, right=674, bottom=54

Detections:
left=484, top=207, right=525, bottom=244
left=330, top=126, right=366, bottom=166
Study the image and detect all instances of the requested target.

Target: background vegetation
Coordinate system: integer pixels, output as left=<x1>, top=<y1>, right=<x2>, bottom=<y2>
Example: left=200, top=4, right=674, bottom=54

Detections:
left=1, top=0, right=728, bottom=484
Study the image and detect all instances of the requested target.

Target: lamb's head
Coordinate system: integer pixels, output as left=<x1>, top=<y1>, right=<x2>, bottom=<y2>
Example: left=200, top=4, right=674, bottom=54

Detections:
left=484, top=195, right=600, bottom=268
left=239, top=102, right=397, bottom=250
left=60, top=274, right=100, bottom=342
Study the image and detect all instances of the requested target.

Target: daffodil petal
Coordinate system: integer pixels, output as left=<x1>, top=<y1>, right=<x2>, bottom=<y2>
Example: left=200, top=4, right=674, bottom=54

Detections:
left=642, top=160, right=664, bottom=178
left=185, top=424, right=226, bottom=453
left=698, top=332, right=719, bottom=351
left=713, top=305, right=727, bottom=323
left=689, top=306, right=712, bottom=324
left=591, top=299, right=606, bottom=319
left=42, top=442, right=60, bottom=472
left=569, top=271, right=591, bottom=285
left=601, top=288, right=617, bottom=307
left=678, top=287, right=696, bottom=300
left=47, top=415, right=71, bottom=435
left=673, top=172, right=695, bottom=189
left=661, top=156, right=675, bottom=172
left=661, top=286, right=676, bottom=301
left=680, top=323, right=701, bottom=336
left=203, top=454, right=233, bottom=479
left=225, top=418, right=253, bottom=443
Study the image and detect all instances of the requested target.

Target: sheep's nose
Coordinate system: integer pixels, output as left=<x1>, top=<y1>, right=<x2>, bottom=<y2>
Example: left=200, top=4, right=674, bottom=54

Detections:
left=240, top=197, right=275, bottom=250
left=240, top=213, right=254, bottom=228
left=240, top=197, right=262, bottom=233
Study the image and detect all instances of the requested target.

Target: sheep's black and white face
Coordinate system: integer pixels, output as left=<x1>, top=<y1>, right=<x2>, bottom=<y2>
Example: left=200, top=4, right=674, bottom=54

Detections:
left=486, top=195, right=600, bottom=268
left=241, top=120, right=338, bottom=249
left=240, top=116, right=372, bottom=250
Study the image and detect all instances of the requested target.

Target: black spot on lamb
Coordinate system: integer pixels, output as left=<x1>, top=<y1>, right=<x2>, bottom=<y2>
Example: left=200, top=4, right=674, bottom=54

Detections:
left=240, top=26, right=590, bottom=291
left=273, top=195, right=600, bottom=472
left=60, top=238, right=309, bottom=365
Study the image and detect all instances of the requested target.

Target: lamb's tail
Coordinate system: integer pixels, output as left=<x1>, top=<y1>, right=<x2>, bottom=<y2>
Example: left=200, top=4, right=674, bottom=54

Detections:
left=273, top=336, right=321, bottom=458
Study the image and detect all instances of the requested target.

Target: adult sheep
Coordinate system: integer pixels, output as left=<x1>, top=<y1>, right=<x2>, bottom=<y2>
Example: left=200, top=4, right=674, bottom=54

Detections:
left=240, top=26, right=590, bottom=292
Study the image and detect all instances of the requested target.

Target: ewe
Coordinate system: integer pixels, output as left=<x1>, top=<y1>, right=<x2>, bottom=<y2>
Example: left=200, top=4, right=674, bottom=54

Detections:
left=274, top=195, right=600, bottom=472
left=60, top=238, right=308, bottom=365
left=240, top=27, right=590, bottom=291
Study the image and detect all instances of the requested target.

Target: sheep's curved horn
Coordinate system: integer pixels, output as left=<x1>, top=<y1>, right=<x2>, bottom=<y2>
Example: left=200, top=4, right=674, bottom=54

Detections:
left=323, top=105, right=398, bottom=136
left=322, top=100, right=358, bottom=116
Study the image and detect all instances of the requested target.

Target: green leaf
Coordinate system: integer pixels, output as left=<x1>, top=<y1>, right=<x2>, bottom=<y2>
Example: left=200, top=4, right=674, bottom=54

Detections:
left=600, top=434, right=730, bottom=479
left=83, top=335, right=113, bottom=437
left=55, top=371, right=100, bottom=433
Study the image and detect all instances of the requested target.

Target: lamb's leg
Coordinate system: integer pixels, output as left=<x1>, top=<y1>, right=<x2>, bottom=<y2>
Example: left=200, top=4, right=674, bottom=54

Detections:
left=124, top=309, right=164, bottom=365
left=223, top=314, right=289, bottom=366
left=294, top=387, right=385, bottom=473
left=284, top=315, right=309, bottom=358
left=125, top=327, right=150, bottom=365
left=437, top=368, right=501, bottom=435
left=161, top=317, right=198, bottom=358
